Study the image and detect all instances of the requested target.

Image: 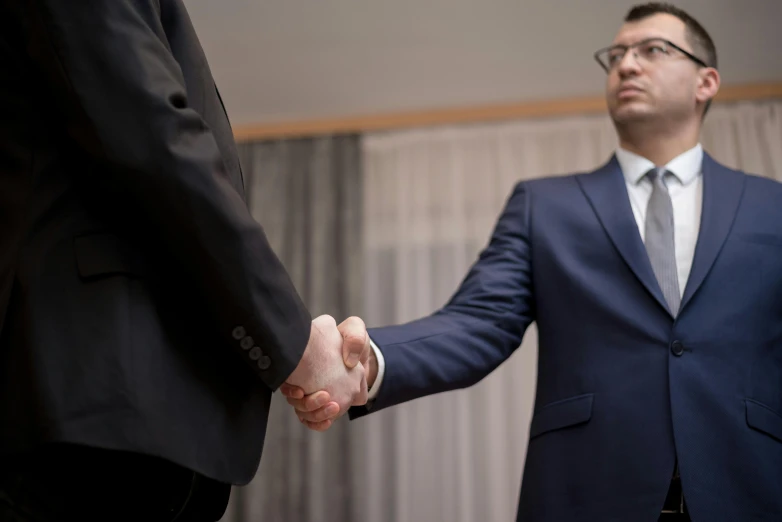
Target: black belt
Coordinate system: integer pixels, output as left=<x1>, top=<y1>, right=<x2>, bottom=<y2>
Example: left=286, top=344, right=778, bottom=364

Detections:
left=661, top=464, right=689, bottom=519
left=662, top=474, right=684, bottom=513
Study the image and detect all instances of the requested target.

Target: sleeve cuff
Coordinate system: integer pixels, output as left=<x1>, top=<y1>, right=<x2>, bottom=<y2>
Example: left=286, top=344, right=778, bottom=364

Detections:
left=366, top=338, right=386, bottom=401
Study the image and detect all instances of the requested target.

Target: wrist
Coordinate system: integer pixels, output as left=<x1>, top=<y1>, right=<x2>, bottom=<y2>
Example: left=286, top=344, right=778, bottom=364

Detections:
left=367, top=347, right=379, bottom=390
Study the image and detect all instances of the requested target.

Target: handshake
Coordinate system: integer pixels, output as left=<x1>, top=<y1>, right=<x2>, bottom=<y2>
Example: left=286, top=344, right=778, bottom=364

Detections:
left=281, top=315, right=376, bottom=432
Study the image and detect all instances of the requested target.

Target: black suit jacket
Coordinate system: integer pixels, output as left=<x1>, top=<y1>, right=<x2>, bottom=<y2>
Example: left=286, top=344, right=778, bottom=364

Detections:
left=0, top=0, right=310, bottom=485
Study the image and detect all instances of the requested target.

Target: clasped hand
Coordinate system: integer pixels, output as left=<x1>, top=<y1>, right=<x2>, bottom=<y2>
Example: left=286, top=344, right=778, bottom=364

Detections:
left=283, top=315, right=370, bottom=431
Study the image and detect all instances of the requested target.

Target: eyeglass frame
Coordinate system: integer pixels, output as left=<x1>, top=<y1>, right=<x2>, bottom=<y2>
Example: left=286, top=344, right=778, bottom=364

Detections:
left=593, top=37, right=709, bottom=73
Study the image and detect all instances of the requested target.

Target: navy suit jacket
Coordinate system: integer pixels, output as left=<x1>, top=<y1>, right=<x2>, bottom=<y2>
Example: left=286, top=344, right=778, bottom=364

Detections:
left=351, top=153, right=782, bottom=521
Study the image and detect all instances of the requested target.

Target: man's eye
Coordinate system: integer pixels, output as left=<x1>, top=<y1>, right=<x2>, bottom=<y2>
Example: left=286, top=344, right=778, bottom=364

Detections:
left=646, top=45, right=667, bottom=54
left=608, top=52, right=624, bottom=64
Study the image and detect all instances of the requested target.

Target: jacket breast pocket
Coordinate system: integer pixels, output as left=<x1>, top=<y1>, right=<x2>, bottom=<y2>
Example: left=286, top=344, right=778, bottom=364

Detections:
left=730, top=232, right=782, bottom=249
left=746, top=399, right=782, bottom=443
left=529, top=393, right=594, bottom=440
left=73, top=232, right=147, bottom=279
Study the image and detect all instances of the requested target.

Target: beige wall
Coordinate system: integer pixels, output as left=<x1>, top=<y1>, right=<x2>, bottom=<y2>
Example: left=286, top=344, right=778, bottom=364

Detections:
left=185, top=0, right=782, bottom=126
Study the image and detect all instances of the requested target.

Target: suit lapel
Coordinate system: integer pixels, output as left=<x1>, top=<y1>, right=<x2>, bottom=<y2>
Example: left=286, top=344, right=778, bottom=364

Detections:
left=680, top=153, right=745, bottom=312
left=577, top=155, right=672, bottom=315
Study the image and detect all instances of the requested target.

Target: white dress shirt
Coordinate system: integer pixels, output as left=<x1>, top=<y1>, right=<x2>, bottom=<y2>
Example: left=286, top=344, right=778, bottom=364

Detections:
left=366, top=144, right=704, bottom=401
left=616, top=143, right=703, bottom=295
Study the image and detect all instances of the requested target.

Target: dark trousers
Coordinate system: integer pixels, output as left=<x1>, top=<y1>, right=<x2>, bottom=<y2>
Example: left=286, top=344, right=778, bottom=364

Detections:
left=0, top=444, right=230, bottom=522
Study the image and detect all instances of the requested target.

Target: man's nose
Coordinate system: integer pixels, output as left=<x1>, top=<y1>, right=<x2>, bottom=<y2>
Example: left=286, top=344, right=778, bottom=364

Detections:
left=616, top=49, right=643, bottom=76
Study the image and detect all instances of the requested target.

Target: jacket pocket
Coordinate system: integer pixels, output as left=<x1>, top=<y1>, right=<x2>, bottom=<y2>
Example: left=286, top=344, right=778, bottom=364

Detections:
left=746, top=399, right=782, bottom=442
left=73, top=232, right=146, bottom=279
left=730, top=232, right=782, bottom=248
left=529, top=393, right=594, bottom=439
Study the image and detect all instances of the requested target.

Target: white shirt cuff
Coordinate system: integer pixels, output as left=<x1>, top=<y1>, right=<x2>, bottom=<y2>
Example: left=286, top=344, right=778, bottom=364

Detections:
left=366, top=338, right=385, bottom=401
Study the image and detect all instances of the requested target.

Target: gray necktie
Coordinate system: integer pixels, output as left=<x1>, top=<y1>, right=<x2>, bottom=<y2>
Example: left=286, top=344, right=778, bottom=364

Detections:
left=644, top=168, right=681, bottom=316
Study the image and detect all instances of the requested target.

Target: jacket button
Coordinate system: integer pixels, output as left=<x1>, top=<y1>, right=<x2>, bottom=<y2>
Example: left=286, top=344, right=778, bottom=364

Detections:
left=671, top=341, right=685, bottom=356
left=249, top=347, right=262, bottom=360
left=240, top=336, right=254, bottom=350
left=257, top=355, right=271, bottom=370
left=232, top=326, right=246, bottom=340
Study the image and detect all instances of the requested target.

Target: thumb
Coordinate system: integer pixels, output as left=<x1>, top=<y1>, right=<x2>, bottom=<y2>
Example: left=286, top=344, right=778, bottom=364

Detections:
left=339, top=316, right=367, bottom=368
left=280, top=383, right=305, bottom=399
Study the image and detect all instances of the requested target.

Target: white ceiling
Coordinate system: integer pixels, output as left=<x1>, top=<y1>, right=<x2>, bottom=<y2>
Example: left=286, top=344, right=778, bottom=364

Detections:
left=185, top=0, right=782, bottom=126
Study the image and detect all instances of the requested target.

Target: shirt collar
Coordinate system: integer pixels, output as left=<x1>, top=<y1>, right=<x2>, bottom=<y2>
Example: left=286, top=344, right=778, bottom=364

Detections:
left=616, top=143, right=703, bottom=186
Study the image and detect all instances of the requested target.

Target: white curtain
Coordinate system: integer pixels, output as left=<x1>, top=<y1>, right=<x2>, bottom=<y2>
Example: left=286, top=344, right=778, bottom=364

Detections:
left=352, top=100, right=782, bottom=522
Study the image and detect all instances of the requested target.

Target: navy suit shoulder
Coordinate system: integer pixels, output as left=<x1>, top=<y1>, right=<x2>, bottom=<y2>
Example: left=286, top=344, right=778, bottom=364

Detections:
left=513, top=169, right=591, bottom=195
left=743, top=169, right=782, bottom=197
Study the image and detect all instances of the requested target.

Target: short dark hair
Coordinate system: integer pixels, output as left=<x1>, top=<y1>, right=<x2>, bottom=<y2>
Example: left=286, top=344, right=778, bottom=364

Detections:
left=625, top=3, right=717, bottom=69
left=625, top=3, right=717, bottom=115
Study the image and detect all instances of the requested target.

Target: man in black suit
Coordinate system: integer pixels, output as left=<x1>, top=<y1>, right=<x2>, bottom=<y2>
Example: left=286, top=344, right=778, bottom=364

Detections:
left=0, top=1, right=369, bottom=520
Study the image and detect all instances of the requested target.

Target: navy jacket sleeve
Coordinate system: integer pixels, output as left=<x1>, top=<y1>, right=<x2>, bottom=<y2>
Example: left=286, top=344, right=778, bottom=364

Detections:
left=351, top=181, right=535, bottom=418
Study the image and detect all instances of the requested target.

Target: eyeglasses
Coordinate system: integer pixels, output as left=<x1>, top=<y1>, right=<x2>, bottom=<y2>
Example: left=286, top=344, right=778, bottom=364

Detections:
left=593, top=37, right=708, bottom=73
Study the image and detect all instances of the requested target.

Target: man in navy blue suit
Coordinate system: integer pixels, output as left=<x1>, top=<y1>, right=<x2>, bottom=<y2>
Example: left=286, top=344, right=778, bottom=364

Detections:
left=283, top=3, right=782, bottom=521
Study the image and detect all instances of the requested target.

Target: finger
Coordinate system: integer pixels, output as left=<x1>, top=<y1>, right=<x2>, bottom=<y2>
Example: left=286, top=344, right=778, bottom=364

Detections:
left=279, top=383, right=304, bottom=400
left=296, top=402, right=340, bottom=423
left=312, top=314, right=337, bottom=331
left=338, top=316, right=368, bottom=368
left=285, top=397, right=335, bottom=416
left=357, top=373, right=369, bottom=406
left=301, top=418, right=333, bottom=432
left=350, top=364, right=369, bottom=406
left=286, top=391, right=331, bottom=412
left=360, top=342, right=371, bottom=366
left=286, top=397, right=306, bottom=410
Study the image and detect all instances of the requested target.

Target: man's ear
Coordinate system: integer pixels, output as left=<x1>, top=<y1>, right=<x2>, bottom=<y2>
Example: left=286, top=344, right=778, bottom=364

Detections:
left=696, top=67, right=720, bottom=105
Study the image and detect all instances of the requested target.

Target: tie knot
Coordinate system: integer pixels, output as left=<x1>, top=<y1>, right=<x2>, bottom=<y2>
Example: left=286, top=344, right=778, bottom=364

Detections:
left=647, top=167, right=671, bottom=187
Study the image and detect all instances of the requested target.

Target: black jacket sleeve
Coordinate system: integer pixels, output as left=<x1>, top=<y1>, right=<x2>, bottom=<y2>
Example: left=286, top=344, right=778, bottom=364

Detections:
left=21, top=0, right=311, bottom=389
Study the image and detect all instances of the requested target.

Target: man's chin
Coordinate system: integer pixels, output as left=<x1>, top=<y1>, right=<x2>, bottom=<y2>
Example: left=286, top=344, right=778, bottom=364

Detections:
left=610, top=103, right=655, bottom=124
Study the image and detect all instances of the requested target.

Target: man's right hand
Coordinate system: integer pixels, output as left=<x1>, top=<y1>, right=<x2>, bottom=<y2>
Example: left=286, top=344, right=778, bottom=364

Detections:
left=284, top=315, right=369, bottom=430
